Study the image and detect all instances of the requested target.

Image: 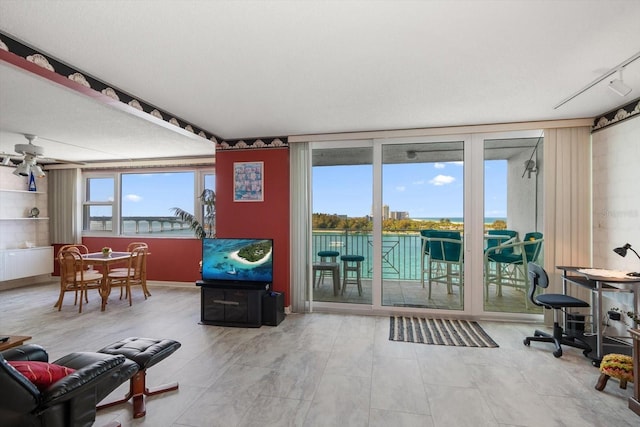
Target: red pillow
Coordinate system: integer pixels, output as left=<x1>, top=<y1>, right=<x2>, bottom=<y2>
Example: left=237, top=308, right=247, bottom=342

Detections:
left=8, top=361, right=75, bottom=391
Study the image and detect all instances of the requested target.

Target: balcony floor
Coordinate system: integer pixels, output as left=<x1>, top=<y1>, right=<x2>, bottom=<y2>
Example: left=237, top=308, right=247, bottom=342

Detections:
left=313, top=278, right=543, bottom=315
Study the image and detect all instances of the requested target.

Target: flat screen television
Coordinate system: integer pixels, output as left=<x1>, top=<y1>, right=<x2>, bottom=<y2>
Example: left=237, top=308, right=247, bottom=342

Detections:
left=201, top=238, right=273, bottom=285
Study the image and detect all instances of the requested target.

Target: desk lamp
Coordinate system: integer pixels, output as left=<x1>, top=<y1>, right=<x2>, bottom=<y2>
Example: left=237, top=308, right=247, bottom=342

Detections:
left=613, top=243, right=640, bottom=277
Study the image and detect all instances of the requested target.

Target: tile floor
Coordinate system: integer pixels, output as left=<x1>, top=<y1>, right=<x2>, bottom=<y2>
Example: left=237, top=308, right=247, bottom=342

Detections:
left=313, top=277, right=544, bottom=315
left=0, top=281, right=637, bottom=426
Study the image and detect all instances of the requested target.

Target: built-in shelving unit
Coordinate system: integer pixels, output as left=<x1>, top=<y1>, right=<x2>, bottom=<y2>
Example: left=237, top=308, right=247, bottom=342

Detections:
left=0, top=168, right=53, bottom=282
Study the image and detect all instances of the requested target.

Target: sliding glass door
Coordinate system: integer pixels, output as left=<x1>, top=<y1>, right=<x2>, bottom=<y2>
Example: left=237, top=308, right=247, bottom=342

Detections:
left=483, top=135, right=544, bottom=315
left=311, top=143, right=373, bottom=306
left=381, top=141, right=464, bottom=311
left=307, top=129, right=543, bottom=318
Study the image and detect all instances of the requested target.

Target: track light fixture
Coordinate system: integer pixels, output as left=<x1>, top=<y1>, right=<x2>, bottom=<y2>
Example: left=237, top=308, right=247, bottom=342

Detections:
left=608, top=69, right=632, bottom=97
left=554, top=49, right=640, bottom=109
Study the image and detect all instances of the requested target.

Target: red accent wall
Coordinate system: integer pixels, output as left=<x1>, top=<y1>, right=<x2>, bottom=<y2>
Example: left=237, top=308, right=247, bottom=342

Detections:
left=216, top=148, right=291, bottom=305
left=73, top=148, right=291, bottom=306
left=81, top=237, right=202, bottom=282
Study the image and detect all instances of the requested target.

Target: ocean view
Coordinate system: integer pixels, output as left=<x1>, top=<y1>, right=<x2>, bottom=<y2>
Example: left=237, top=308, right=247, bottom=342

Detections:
left=413, top=217, right=506, bottom=223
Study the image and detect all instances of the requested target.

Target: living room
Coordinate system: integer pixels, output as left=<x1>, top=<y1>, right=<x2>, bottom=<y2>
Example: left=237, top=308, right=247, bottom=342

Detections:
left=1, top=2, right=640, bottom=426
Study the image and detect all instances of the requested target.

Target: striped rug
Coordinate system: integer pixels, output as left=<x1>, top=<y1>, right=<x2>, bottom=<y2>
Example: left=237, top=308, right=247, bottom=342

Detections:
left=389, top=317, right=499, bottom=347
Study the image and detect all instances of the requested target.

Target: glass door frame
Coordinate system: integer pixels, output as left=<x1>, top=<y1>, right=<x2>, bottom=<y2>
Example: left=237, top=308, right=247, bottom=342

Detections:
left=308, top=129, right=543, bottom=321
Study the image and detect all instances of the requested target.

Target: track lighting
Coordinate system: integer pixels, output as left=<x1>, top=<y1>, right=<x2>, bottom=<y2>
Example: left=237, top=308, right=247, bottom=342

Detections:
left=608, top=69, right=632, bottom=97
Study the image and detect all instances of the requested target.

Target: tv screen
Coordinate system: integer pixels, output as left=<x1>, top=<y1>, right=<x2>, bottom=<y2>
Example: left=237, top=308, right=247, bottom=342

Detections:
left=202, top=238, right=273, bottom=283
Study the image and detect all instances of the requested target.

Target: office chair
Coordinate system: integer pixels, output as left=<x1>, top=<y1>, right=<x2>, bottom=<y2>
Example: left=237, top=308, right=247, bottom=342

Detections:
left=523, top=263, right=592, bottom=358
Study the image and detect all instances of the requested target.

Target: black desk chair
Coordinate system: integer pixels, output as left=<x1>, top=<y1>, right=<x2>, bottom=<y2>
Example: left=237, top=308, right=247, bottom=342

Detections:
left=523, top=263, right=592, bottom=358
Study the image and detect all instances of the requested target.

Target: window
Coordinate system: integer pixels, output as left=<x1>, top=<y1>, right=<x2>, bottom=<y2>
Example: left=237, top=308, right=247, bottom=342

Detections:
left=82, top=169, right=214, bottom=237
left=83, top=176, right=115, bottom=232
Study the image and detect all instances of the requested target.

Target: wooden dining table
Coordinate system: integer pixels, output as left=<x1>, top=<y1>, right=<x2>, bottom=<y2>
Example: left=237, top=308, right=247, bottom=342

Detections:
left=83, top=252, right=132, bottom=311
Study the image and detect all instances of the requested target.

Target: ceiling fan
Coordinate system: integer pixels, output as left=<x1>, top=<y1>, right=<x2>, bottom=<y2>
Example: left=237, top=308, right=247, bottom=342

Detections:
left=12, top=134, right=46, bottom=177
left=1, top=133, right=86, bottom=175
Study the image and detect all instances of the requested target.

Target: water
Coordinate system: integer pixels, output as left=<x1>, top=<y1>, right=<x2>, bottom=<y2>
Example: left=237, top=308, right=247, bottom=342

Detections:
left=413, top=217, right=506, bottom=224
left=313, top=232, right=424, bottom=280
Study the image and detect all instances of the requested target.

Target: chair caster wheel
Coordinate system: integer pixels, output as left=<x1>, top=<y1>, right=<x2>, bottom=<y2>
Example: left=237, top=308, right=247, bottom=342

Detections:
left=553, top=349, right=563, bottom=358
left=523, top=338, right=530, bottom=346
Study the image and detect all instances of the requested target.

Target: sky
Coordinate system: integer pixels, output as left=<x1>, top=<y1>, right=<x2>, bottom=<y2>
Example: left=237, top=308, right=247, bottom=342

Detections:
left=86, top=162, right=506, bottom=220
left=313, top=160, right=507, bottom=219
left=89, top=172, right=197, bottom=216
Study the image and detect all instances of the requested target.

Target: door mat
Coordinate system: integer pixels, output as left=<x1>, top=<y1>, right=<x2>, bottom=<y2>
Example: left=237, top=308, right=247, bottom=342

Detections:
left=389, top=316, right=499, bottom=347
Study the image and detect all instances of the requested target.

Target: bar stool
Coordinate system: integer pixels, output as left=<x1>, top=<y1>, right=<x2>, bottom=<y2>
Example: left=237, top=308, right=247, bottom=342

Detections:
left=341, top=255, right=364, bottom=296
left=315, top=251, right=340, bottom=288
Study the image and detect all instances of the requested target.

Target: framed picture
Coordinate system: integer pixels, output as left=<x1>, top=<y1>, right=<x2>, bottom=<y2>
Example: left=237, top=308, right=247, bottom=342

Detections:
left=233, top=161, right=264, bottom=202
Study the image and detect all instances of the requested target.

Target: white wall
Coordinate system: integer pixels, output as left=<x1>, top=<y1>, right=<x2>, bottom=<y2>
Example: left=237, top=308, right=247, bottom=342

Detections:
left=507, top=147, right=543, bottom=237
left=593, top=117, right=640, bottom=268
left=592, top=116, right=640, bottom=334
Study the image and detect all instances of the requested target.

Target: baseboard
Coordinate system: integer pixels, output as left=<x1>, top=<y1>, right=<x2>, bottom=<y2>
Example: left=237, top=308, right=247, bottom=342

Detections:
left=146, top=280, right=198, bottom=289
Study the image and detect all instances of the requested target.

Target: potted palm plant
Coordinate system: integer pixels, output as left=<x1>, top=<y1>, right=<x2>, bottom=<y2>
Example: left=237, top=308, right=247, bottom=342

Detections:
left=170, top=189, right=216, bottom=239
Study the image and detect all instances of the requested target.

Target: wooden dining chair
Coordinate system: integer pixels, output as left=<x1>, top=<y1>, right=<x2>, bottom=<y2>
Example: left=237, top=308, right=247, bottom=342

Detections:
left=106, top=246, right=148, bottom=306
left=56, top=249, right=104, bottom=313
left=109, top=242, right=147, bottom=271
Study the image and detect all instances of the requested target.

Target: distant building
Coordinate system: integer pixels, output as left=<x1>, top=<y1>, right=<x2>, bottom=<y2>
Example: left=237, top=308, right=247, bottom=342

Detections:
left=382, top=204, right=390, bottom=219
left=390, top=211, right=409, bottom=220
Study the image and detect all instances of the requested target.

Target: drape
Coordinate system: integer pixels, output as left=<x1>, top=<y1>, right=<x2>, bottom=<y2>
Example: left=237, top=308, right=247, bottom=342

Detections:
left=289, top=142, right=312, bottom=313
left=48, top=169, right=82, bottom=244
left=543, top=127, right=592, bottom=309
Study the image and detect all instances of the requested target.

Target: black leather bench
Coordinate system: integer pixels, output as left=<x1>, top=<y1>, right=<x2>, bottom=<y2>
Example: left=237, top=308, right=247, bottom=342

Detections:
left=96, top=337, right=181, bottom=418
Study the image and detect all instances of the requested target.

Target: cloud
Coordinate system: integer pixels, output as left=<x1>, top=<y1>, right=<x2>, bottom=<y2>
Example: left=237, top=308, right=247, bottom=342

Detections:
left=429, top=175, right=455, bottom=186
left=396, top=185, right=406, bottom=192
left=125, top=194, right=142, bottom=202
left=434, top=163, right=445, bottom=169
left=412, top=180, right=425, bottom=185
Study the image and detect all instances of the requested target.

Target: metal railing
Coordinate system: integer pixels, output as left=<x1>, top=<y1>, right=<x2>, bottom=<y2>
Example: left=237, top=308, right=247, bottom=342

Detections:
left=313, top=229, right=424, bottom=281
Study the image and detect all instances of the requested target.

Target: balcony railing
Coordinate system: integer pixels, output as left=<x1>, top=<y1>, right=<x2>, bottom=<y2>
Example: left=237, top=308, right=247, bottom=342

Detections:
left=313, top=229, right=424, bottom=281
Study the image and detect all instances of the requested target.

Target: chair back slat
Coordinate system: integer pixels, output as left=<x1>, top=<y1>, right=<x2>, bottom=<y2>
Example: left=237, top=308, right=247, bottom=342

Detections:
left=527, top=262, right=548, bottom=307
left=523, top=232, right=543, bottom=262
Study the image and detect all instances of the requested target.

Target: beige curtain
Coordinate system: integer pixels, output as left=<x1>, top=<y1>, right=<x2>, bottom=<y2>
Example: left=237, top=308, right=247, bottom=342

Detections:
left=289, top=142, right=312, bottom=313
left=543, top=127, right=591, bottom=310
left=48, top=169, right=82, bottom=244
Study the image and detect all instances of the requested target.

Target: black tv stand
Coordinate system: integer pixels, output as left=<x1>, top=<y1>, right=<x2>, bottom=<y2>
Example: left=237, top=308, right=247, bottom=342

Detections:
left=196, top=280, right=270, bottom=327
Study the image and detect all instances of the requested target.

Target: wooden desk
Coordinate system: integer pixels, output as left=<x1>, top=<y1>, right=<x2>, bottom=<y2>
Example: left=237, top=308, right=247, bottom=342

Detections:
left=629, top=328, right=640, bottom=416
left=0, top=335, right=31, bottom=352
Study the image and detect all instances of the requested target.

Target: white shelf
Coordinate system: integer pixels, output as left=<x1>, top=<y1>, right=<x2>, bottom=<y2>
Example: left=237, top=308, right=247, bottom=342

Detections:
left=0, top=217, right=50, bottom=221
left=0, top=189, right=46, bottom=194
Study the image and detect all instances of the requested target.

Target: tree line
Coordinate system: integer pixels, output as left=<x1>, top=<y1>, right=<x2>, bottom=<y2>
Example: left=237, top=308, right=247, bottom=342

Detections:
left=312, top=213, right=506, bottom=232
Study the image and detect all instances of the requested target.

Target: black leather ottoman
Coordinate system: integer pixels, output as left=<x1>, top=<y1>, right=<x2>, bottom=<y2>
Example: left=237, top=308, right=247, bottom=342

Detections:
left=96, top=337, right=181, bottom=418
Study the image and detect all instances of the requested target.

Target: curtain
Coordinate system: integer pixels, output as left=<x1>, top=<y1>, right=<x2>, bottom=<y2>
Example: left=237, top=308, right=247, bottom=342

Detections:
left=543, top=127, right=592, bottom=310
left=48, top=169, right=82, bottom=244
left=289, top=142, right=312, bottom=313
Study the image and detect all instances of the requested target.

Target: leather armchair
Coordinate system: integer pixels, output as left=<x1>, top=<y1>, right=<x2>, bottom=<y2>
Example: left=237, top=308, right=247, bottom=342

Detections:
left=1, top=344, right=138, bottom=427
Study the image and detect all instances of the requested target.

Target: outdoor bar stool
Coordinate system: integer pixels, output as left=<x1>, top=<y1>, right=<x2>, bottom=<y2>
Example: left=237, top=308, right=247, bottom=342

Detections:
left=315, top=250, right=340, bottom=288
left=341, top=255, right=364, bottom=296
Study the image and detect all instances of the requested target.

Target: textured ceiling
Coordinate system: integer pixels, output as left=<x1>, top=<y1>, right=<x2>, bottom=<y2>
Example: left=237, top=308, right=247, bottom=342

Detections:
left=0, top=0, right=639, bottom=164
